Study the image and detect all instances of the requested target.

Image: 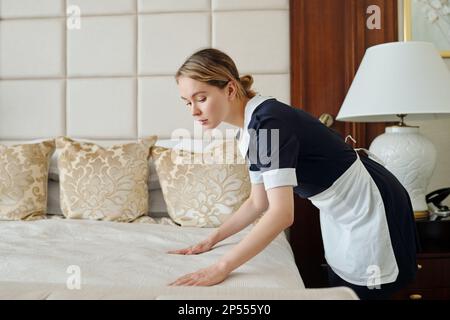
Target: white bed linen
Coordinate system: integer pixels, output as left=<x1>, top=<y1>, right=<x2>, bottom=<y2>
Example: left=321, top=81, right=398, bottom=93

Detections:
left=0, top=219, right=304, bottom=298
left=0, top=283, right=358, bottom=300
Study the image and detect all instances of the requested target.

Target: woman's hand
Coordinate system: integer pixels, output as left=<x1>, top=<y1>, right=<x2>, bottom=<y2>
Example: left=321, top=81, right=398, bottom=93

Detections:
left=168, top=262, right=231, bottom=286
left=167, top=232, right=218, bottom=255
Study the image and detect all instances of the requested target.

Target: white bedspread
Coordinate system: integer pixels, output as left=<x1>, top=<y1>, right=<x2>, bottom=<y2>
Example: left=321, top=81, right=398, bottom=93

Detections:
left=0, top=219, right=304, bottom=298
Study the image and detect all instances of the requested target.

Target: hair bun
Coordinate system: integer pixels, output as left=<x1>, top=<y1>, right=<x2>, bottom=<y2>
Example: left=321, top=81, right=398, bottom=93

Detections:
left=239, top=75, right=254, bottom=89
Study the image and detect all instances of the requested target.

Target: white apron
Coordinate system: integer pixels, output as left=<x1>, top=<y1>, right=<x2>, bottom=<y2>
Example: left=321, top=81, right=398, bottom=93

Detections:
left=307, top=149, right=399, bottom=286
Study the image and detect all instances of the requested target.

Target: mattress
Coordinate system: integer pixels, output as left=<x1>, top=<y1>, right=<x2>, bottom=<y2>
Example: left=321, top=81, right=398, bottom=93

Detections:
left=0, top=218, right=305, bottom=299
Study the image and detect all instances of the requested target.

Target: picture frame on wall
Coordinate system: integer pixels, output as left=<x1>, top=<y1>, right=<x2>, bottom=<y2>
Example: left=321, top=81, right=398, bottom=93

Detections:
left=404, top=0, right=450, bottom=58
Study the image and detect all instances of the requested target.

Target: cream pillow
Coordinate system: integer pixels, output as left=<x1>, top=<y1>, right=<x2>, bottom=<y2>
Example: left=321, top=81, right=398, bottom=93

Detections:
left=150, top=140, right=251, bottom=227
left=56, top=136, right=157, bottom=222
left=0, top=140, right=55, bottom=220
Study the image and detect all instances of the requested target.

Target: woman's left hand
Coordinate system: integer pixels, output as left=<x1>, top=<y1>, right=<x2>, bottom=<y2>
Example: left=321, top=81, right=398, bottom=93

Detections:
left=169, top=262, right=231, bottom=286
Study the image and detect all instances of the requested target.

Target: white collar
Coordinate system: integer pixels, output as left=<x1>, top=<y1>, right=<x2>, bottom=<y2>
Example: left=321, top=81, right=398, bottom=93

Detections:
left=237, top=94, right=274, bottom=159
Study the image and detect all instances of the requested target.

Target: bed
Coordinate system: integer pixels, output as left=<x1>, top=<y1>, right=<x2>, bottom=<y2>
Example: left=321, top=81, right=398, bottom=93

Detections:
left=0, top=134, right=361, bottom=300
left=0, top=217, right=357, bottom=300
left=0, top=137, right=360, bottom=300
left=0, top=137, right=359, bottom=300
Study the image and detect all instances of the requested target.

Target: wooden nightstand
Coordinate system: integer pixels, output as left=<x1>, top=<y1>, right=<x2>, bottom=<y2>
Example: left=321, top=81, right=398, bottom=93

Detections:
left=391, top=220, right=450, bottom=300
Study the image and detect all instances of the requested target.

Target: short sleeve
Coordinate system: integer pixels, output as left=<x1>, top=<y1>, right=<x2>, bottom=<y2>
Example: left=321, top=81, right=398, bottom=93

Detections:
left=248, top=163, right=264, bottom=184
left=247, top=118, right=299, bottom=190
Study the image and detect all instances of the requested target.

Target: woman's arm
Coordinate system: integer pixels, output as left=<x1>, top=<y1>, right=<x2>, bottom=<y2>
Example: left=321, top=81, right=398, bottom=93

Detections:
left=217, top=186, right=294, bottom=271
left=168, top=183, right=269, bottom=255
left=169, top=186, right=294, bottom=286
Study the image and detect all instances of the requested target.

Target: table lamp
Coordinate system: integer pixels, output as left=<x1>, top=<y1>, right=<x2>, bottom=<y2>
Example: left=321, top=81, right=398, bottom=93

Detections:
left=336, top=41, right=450, bottom=219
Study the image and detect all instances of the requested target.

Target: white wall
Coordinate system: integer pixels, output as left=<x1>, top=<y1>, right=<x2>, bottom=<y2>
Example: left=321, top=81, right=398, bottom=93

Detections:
left=397, top=0, right=450, bottom=205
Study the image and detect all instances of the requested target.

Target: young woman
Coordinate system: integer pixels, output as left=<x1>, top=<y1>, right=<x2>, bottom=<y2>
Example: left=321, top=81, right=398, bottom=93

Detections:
left=168, top=48, right=418, bottom=300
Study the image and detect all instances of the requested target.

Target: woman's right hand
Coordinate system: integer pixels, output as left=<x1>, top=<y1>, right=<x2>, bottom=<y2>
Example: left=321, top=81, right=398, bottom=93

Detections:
left=167, top=237, right=215, bottom=255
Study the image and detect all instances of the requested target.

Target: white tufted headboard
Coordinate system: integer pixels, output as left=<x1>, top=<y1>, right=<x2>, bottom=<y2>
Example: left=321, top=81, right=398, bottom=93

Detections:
left=0, top=0, right=290, bottom=145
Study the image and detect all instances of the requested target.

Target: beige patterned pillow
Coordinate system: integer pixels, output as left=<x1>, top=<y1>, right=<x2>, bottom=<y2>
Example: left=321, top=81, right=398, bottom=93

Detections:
left=56, top=136, right=157, bottom=222
left=150, top=140, right=251, bottom=227
left=0, top=140, right=55, bottom=220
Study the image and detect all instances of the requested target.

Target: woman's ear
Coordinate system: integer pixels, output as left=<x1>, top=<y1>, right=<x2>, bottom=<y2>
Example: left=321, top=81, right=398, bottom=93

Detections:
left=226, top=80, right=238, bottom=100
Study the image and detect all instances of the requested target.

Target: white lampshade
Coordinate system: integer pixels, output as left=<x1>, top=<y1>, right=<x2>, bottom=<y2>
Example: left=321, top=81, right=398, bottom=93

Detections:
left=337, top=41, right=450, bottom=122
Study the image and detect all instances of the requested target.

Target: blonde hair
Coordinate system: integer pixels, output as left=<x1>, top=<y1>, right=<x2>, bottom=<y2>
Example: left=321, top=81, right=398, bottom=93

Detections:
left=175, top=48, right=257, bottom=101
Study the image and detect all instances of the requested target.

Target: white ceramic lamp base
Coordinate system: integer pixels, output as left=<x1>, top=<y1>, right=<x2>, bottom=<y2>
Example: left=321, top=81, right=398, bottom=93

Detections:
left=369, top=126, right=437, bottom=217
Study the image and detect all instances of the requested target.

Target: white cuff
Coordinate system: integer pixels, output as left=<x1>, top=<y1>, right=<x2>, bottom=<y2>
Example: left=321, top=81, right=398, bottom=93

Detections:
left=249, top=170, right=264, bottom=184
left=262, top=168, right=298, bottom=190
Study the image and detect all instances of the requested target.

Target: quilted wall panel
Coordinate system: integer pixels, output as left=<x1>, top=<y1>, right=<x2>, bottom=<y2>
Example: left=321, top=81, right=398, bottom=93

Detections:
left=0, top=0, right=290, bottom=143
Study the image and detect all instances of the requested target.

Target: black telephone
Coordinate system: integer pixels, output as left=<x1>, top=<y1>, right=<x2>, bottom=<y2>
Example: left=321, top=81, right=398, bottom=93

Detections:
left=426, top=188, right=450, bottom=220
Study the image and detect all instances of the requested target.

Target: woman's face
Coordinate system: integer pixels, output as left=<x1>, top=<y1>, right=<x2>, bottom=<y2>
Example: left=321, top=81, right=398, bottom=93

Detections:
left=177, top=76, right=232, bottom=130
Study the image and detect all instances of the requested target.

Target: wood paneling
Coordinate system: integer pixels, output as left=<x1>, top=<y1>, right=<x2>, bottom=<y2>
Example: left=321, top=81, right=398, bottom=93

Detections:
left=289, top=0, right=398, bottom=287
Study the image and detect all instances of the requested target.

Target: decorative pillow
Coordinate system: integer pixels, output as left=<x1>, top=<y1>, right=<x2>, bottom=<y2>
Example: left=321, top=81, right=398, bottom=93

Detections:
left=48, top=139, right=176, bottom=193
left=50, top=150, right=161, bottom=189
left=0, top=140, right=55, bottom=220
left=47, top=179, right=170, bottom=218
left=49, top=145, right=161, bottom=194
left=150, top=140, right=251, bottom=227
left=56, top=136, right=157, bottom=222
